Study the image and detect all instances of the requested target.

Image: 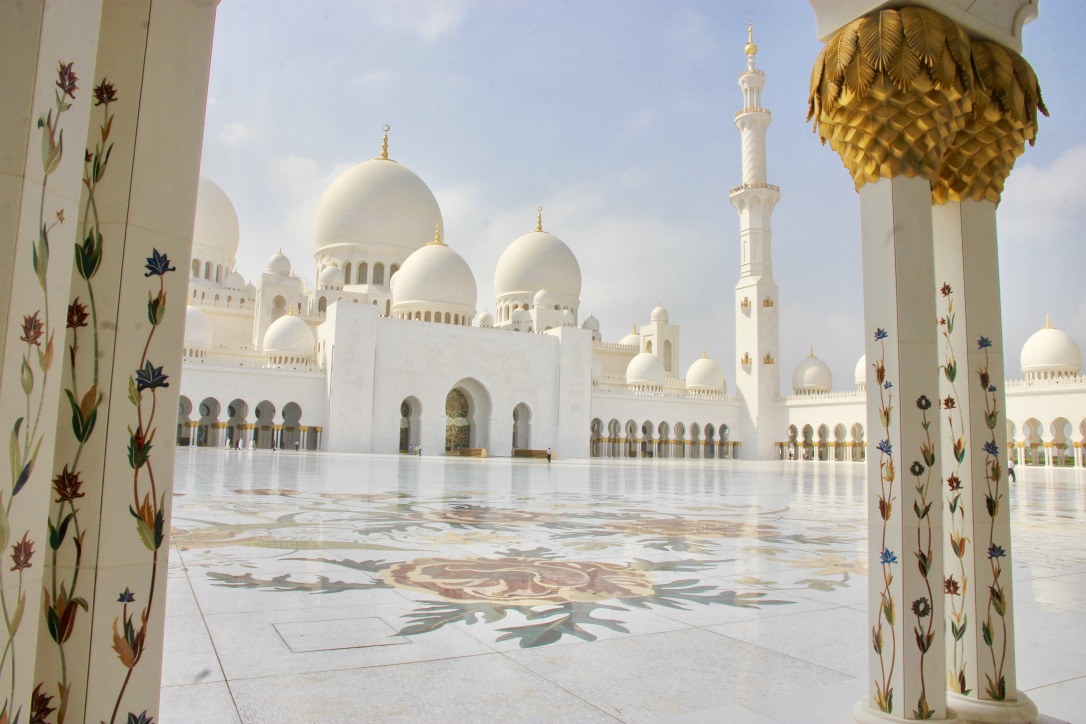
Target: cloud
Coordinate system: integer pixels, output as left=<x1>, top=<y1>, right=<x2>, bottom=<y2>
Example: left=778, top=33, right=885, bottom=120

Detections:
left=352, top=70, right=392, bottom=93
left=369, top=0, right=475, bottom=41
left=219, top=122, right=254, bottom=146
left=999, top=143, right=1086, bottom=242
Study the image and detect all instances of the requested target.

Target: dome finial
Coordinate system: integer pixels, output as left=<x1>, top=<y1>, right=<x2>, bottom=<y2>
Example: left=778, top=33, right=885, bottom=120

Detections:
left=381, top=124, right=390, bottom=160
left=745, top=20, right=757, bottom=57
left=536, top=206, right=543, bottom=232
left=430, top=223, right=445, bottom=246
left=288, top=303, right=295, bottom=316
left=1046, top=314, right=1051, bottom=329
left=809, top=347, right=815, bottom=358
left=702, top=349, right=708, bottom=359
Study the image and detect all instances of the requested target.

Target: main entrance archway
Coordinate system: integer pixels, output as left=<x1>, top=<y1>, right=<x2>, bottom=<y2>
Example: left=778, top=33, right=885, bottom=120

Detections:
left=443, top=379, right=492, bottom=453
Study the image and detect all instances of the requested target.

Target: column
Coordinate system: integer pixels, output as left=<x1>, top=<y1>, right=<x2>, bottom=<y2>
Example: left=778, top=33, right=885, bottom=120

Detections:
left=31, top=1, right=216, bottom=723
left=1, top=3, right=106, bottom=719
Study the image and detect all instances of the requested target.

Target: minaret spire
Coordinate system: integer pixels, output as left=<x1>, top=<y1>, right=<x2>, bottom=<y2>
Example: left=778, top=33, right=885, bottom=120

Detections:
left=729, top=22, right=781, bottom=460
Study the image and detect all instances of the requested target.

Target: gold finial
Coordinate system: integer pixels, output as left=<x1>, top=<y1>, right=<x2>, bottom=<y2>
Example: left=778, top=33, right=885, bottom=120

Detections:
left=430, top=223, right=444, bottom=245
left=536, top=206, right=543, bottom=232
left=809, top=347, right=815, bottom=358
left=381, top=124, right=390, bottom=160
left=288, top=303, right=295, bottom=316
left=631, top=323, right=638, bottom=334
left=702, top=349, right=708, bottom=359
left=1046, top=315, right=1051, bottom=329
left=745, top=20, right=757, bottom=56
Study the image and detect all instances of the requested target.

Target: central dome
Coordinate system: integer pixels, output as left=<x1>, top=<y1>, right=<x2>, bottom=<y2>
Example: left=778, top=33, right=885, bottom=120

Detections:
left=494, top=230, right=581, bottom=303
left=314, top=158, right=442, bottom=257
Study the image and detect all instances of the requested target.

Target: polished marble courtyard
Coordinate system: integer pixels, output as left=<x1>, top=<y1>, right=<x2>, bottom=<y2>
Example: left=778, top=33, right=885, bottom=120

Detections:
left=160, top=449, right=1085, bottom=722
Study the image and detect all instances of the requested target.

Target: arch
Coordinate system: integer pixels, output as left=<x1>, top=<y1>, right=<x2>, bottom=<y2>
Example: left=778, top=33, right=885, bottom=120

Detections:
left=690, top=422, right=701, bottom=459
left=512, top=402, right=532, bottom=451
left=373, top=263, right=385, bottom=286
left=625, top=419, right=638, bottom=458
left=444, top=312, right=451, bottom=324
left=358, top=262, right=368, bottom=284
left=271, top=295, right=287, bottom=323
left=445, top=378, right=492, bottom=452
left=399, top=396, right=421, bottom=453
left=254, top=400, right=277, bottom=449
left=641, top=420, right=654, bottom=458
left=590, top=418, right=603, bottom=458
left=215, top=264, right=223, bottom=283
left=191, top=259, right=199, bottom=278
left=176, top=395, right=193, bottom=446
left=226, top=398, right=248, bottom=449
left=719, top=424, right=731, bottom=459
left=802, top=424, right=815, bottom=461
left=204, top=260, right=212, bottom=279
left=390, top=263, right=399, bottom=279
left=674, top=422, right=685, bottom=459
left=834, top=423, right=847, bottom=461
left=1051, top=417, right=1072, bottom=466
left=851, top=423, right=866, bottom=461
left=663, top=340, right=673, bottom=373
left=425, top=311, right=432, bottom=322
left=607, top=418, right=621, bottom=458
left=704, top=423, right=716, bottom=459
left=282, top=402, right=302, bottom=451
left=318, top=296, right=327, bottom=313
left=1023, top=417, right=1043, bottom=465
left=197, top=397, right=221, bottom=447
left=385, top=299, right=391, bottom=316
left=645, top=339, right=653, bottom=354
left=657, top=421, right=670, bottom=459
left=343, top=262, right=352, bottom=284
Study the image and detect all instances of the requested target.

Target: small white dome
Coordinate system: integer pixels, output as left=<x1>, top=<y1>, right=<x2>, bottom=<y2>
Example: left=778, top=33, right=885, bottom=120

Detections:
left=267, top=251, right=292, bottom=276
left=391, top=240, right=477, bottom=313
left=314, top=156, right=442, bottom=257
left=263, top=314, right=314, bottom=357
left=224, top=270, right=246, bottom=290
left=651, top=305, right=669, bottom=323
left=533, top=289, right=558, bottom=308
left=619, top=327, right=640, bottom=347
left=476, top=310, right=494, bottom=328
left=1021, top=320, right=1081, bottom=378
left=184, top=305, right=213, bottom=349
left=581, top=314, right=600, bottom=332
left=686, top=355, right=726, bottom=393
left=318, top=265, right=345, bottom=289
left=495, top=230, right=581, bottom=303
left=561, top=309, right=575, bottom=326
left=854, top=354, right=867, bottom=388
left=627, top=352, right=666, bottom=386
left=792, top=351, right=832, bottom=394
left=192, top=177, right=239, bottom=263
left=511, top=308, right=530, bottom=324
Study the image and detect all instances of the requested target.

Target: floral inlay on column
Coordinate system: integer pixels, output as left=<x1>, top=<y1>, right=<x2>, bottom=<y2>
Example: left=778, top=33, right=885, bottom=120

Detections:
left=4, top=61, right=79, bottom=723
left=911, top=392, right=937, bottom=719
left=871, top=326, right=896, bottom=715
left=976, top=336, right=1008, bottom=701
left=109, top=249, right=175, bottom=724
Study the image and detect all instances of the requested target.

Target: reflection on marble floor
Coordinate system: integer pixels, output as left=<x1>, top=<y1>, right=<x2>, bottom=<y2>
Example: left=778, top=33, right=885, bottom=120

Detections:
left=161, top=450, right=1084, bottom=723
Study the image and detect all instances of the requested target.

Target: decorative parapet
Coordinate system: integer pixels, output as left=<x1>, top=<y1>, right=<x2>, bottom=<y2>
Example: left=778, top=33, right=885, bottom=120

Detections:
left=593, top=340, right=639, bottom=350
left=729, top=182, right=780, bottom=194
left=734, top=105, right=770, bottom=118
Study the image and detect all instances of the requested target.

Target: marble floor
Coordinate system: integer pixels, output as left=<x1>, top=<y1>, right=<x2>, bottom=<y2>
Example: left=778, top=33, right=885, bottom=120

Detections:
left=161, top=449, right=1084, bottom=723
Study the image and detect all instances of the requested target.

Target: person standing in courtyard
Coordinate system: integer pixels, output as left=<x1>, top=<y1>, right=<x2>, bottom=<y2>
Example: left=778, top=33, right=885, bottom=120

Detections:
left=547, top=447, right=552, bottom=463
left=1008, top=456, right=1016, bottom=482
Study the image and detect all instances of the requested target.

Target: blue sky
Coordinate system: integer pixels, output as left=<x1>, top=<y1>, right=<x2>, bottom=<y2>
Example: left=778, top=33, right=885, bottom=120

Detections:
left=199, top=1, right=1086, bottom=387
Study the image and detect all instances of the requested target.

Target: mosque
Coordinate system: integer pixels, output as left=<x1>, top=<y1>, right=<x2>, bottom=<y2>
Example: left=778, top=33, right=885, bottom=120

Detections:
left=177, top=29, right=1086, bottom=469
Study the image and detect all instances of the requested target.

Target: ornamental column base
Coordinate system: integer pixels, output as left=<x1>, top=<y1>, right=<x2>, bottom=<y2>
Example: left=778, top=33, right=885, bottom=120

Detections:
left=853, top=700, right=962, bottom=724
left=946, top=691, right=1038, bottom=724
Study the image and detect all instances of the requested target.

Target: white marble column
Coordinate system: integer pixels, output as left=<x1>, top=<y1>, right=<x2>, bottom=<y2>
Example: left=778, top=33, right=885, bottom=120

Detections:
left=933, top=201, right=1037, bottom=723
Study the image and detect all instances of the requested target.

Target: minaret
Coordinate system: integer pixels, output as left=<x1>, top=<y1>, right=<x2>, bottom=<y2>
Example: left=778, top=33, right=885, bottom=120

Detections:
left=730, top=22, right=781, bottom=460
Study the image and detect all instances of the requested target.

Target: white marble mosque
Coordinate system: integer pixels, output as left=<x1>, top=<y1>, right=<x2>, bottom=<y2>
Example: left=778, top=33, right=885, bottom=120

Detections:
left=1, top=1, right=1083, bottom=723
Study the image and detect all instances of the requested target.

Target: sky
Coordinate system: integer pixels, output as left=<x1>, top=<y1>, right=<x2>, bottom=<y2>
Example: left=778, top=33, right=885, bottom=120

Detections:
left=199, top=0, right=1086, bottom=388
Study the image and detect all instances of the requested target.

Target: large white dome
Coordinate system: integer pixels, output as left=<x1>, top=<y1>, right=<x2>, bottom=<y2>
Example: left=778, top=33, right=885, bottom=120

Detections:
left=391, top=238, right=477, bottom=314
left=184, top=305, right=213, bottom=350
left=192, top=176, right=239, bottom=263
left=627, top=352, right=665, bottom=386
left=314, top=157, right=442, bottom=257
left=1021, top=321, right=1081, bottom=379
left=686, top=354, right=726, bottom=393
left=854, top=354, right=867, bottom=389
left=792, top=352, right=832, bottom=394
left=494, top=230, right=581, bottom=303
left=263, top=315, right=314, bottom=357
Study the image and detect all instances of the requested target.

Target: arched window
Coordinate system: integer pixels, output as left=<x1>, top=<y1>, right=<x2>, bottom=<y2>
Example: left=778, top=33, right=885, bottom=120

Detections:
left=390, top=263, right=399, bottom=278
left=191, top=259, right=200, bottom=277
left=663, top=340, right=673, bottom=372
left=204, top=261, right=212, bottom=279
left=216, top=264, right=223, bottom=283
left=318, top=297, right=327, bottom=313
left=385, top=299, right=391, bottom=316
left=373, top=263, right=385, bottom=285
left=344, top=262, right=352, bottom=283
left=425, top=311, right=432, bottom=322
left=444, top=312, right=451, bottom=324
left=358, top=262, right=368, bottom=284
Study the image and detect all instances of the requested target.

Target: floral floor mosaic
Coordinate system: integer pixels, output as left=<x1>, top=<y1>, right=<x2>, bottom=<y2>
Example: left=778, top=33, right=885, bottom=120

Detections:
left=161, top=450, right=1086, bottom=723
